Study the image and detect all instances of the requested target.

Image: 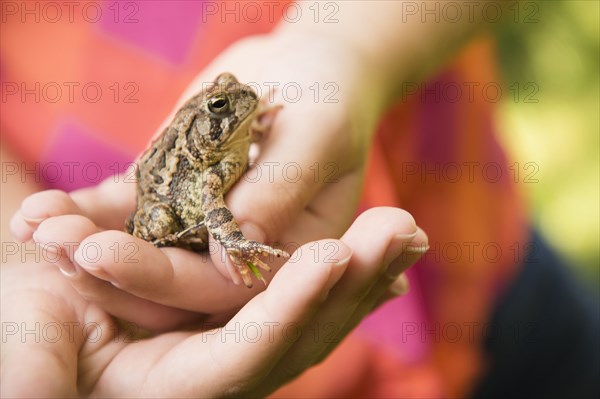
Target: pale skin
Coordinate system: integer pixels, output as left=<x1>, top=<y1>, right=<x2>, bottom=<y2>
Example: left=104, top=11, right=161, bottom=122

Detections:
left=2, top=1, right=504, bottom=396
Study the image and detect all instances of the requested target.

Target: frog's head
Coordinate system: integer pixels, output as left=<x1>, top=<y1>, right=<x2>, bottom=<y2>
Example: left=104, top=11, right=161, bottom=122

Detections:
left=200, top=73, right=259, bottom=149
left=178, top=73, right=259, bottom=164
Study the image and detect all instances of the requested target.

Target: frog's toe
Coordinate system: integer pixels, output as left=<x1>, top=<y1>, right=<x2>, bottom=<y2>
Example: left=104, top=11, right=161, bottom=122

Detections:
left=236, top=262, right=255, bottom=288
left=223, top=252, right=262, bottom=287
left=225, top=241, right=288, bottom=287
left=266, top=247, right=290, bottom=258
left=251, top=243, right=289, bottom=259
left=252, top=257, right=271, bottom=271
left=225, top=242, right=288, bottom=263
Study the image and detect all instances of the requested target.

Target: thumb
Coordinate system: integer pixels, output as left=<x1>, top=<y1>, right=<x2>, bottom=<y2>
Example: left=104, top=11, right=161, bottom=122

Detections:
left=226, top=105, right=350, bottom=243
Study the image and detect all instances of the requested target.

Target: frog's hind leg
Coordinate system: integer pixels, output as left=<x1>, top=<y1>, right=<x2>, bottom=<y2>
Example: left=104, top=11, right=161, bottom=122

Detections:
left=130, top=202, right=205, bottom=250
left=201, top=166, right=290, bottom=288
left=130, top=202, right=180, bottom=243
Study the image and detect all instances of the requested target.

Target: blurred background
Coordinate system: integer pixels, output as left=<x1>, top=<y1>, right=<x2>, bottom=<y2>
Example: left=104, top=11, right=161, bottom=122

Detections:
left=0, top=1, right=597, bottom=397
left=496, top=0, right=599, bottom=290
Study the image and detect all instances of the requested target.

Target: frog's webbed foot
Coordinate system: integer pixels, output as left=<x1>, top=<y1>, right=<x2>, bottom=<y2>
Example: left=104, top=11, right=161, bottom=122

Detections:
left=225, top=241, right=290, bottom=287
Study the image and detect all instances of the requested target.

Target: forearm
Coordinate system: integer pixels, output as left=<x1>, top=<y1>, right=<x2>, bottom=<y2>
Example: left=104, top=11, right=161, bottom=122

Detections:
left=278, top=0, right=505, bottom=108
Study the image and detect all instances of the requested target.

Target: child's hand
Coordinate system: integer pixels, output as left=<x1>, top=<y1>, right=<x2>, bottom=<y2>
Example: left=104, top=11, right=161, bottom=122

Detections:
left=3, top=207, right=427, bottom=397
left=11, top=181, right=425, bottom=329
left=11, top=31, right=393, bottom=327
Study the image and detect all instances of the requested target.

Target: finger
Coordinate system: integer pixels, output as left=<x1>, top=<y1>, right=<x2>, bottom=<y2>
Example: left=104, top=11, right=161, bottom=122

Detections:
left=9, top=211, right=33, bottom=242
left=69, top=176, right=136, bottom=230
left=373, top=272, right=411, bottom=309
left=227, top=105, right=352, bottom=244
left=1, top=264, right=79, bottom=398
left=279, top=170, right=363, bottom=245
left=313, top=227, right=428, bottom=364
left=136, top=239, right=352, bottom=398
left=364, top=227, right=429, bottom=311
left=335, top=207, right=418, bottom=301
left=33, top=215, right=198, bottom=331
left=72, top=229, right=266, bottom=314
left=12, top=189, right=83, bottom=241
left=270, top=207, right=420, bottom=376
left=389, top=272, right=411, bottom=296
left=11, top=178, right=134, bottom=241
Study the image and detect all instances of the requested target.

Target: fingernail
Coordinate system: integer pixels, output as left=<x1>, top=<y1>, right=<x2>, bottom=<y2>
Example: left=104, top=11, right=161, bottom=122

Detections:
left=36, top=239, right=60, bottom=256
left=35, top=239, right=77, bottom=277
left=74, top=248, right=112, bottom=281
left=240, top=222, right=267, bottom=243
left=74, top=249, right=92, bottom=269
left=10, top=213, right=32, bottom=242
left=404, top=243, right=430, bottom=254
left=389, top=273, right=410, bottom=296
left=73, top=252, right=113, bottom=286
left=32, top=231, right=77, bottom=277
left=56, top=258, right=77, bottom=277
left=383, top=231, right=418, bottom=266
left=31, top=230, right=43, bottom=245
left=324, top=244, right=352, bottom=292
left=110, top=280, right=123, bottom=289
left=22, top=214, right=45, bottom=228
left=224, top=256, right=243, bottom=286
left=386, top=243, right=428, bottom=278
left=334, top=253, right=352, bottom=268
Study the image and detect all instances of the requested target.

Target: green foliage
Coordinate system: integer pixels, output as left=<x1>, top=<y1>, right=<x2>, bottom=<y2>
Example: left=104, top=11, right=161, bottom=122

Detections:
left=496, top=1, right=599, bottom=286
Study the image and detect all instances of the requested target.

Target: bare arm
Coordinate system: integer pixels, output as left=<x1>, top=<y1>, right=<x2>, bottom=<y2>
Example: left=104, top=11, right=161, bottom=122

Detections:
left=279, top=0, right=504, bottom=108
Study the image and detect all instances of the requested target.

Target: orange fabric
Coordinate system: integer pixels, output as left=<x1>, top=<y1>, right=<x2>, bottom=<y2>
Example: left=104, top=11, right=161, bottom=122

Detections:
left=273, top=334, right=443, bottom=398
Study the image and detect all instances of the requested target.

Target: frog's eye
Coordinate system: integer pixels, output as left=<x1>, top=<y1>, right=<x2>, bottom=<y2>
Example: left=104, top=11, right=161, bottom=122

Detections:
left=207, top=94, right=231, bottom=115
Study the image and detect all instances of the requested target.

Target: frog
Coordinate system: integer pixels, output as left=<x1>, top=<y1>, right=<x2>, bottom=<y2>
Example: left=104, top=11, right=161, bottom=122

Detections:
left=125, top=73, right=289, bottom=288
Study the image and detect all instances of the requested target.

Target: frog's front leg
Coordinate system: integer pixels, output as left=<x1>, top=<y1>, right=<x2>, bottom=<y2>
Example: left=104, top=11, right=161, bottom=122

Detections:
left=202, top=166, right=289, bottom=287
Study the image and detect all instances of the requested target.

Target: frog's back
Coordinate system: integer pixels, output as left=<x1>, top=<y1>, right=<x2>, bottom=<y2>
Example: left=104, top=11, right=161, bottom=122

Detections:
left=134, top=127, right=206, bottom=228
left=135, top=127, right=179, bottom=202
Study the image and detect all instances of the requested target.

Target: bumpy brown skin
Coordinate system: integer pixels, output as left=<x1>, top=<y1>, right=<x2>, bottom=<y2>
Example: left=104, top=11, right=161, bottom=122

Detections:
left=126, top=73, right=288, bottom=287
